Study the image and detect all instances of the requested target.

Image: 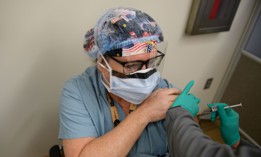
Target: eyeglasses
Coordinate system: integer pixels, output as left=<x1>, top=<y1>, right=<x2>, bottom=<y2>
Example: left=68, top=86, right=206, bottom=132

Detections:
left=108, top=50, right=165, bottom=75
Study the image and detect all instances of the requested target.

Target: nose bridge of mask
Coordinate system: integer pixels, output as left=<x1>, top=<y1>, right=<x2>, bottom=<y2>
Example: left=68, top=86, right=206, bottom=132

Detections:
left=112, top=70, right=160, bottom=89
left=129, top=67, right=154, bottom=75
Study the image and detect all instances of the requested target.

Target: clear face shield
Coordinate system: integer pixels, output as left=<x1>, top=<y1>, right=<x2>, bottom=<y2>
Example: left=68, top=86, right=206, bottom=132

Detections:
left=97, top=41, right=168, bottom=104
left=100, top=41, right=167, bottom=71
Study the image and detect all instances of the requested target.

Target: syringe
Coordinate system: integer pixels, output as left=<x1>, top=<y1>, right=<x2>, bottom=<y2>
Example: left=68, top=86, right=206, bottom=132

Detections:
left=202, top=103, right=243, bottom=114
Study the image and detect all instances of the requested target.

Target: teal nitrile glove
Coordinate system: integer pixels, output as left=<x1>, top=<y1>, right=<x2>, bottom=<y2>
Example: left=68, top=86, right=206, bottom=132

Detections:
left=207, top=103, right=225, bottom=122
left=217, top=103, right=240, bottom=146
left=171, top=80, right=200, bottom=117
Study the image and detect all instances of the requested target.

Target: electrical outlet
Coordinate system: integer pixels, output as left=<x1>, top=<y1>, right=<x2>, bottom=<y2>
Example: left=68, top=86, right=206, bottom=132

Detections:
left=204, top=78, right=213, bottom=89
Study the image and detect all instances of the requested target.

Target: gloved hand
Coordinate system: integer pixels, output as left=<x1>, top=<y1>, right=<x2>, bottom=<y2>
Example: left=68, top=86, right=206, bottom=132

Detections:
left=171, top=80, right=200, bottom=117
left=217, top=103, right=240, bottom=146
left=207, top=103, right=223, bottom=122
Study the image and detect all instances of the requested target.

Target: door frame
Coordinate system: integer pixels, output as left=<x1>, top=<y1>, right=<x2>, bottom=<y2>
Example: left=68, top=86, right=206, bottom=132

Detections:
left=213, top=0, right=261, bottom=148
left=213, top=0, right=261, bottom=103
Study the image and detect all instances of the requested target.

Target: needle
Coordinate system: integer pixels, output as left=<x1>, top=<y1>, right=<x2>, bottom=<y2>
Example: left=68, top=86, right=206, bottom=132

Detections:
left=201, top=103, right=243, bottom=114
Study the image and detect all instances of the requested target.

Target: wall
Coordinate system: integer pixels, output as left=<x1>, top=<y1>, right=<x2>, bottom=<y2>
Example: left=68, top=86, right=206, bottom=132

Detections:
left=0, top=0, right=256, bottom=157
left=221, top=55, right=261, bottom=145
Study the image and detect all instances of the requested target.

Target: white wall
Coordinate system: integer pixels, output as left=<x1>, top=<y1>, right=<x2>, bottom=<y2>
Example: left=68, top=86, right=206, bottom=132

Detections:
left=0, top=0, right=256, bottom=157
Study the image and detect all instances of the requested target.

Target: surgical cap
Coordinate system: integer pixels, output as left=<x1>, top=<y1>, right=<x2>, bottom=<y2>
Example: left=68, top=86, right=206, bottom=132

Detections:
left=83, top=7, right=164, bottom=59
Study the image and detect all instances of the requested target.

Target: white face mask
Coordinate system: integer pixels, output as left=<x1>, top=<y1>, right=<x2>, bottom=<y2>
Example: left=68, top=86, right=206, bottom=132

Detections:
left=98, top=55, right=161, bottom=105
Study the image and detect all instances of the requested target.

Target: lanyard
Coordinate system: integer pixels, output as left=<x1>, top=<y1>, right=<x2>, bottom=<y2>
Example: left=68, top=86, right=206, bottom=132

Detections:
left=107, top=93, right=137, bottom=127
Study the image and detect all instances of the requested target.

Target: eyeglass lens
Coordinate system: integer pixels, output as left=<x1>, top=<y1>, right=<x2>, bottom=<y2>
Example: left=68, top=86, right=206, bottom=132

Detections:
left=123, top=55, right=163, bottom=74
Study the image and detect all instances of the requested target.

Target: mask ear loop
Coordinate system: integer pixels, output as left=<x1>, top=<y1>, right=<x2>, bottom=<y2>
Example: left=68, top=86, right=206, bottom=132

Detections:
left=102, top=73, right=110, bottom=85
left=97, top=52, right=113, bottom=88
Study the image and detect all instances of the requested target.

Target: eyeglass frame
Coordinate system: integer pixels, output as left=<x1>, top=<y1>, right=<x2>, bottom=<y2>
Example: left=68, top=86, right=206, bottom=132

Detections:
left=106, top=50, right=165, bottom=74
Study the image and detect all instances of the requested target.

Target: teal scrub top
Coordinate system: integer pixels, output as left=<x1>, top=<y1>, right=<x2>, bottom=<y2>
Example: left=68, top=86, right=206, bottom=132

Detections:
left=59, top=66, right=174, bottom=157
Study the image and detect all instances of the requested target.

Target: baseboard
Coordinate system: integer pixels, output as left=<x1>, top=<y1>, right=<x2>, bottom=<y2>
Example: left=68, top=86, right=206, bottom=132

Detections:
left=239, top=128, right=261, bottom=149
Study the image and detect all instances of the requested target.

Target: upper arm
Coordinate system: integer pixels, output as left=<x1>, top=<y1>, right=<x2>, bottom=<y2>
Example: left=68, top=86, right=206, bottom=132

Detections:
left=59, top=78, right=98, bottom=139
left=158, top=78, right=175, bottom=89
left=63, top=137, right=95, bottom=157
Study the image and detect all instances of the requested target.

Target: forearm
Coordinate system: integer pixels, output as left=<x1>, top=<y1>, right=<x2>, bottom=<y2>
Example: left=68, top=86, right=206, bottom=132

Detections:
left=166, top=107, right=235, bottom=157
left=79, top=107, right=149, bottom=157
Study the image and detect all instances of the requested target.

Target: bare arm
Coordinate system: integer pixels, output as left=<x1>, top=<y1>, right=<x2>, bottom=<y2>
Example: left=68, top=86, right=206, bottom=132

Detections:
left=63, top=108, right=148, bottom=157
left=63, top=88, right=180, bottom=157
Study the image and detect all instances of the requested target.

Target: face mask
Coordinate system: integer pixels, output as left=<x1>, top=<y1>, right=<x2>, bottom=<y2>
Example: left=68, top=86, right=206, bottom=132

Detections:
left=98, top=55, right=161, bottom=105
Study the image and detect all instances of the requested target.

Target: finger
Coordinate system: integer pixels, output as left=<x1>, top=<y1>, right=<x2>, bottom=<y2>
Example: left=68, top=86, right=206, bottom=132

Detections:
left=195, top=97, right=200, bottom=104
left=217, top=104, right=227, bottom=118
left=164, top=88, right=181, bottom=95
left=220, top=103, right=228, bottom=107
left=167, top=94, right=178, bottom=102
left=229, top=109, right=239, bottom=118
left=210, top=111, right=218, bottom=122
left=219, top=103, right=230, bottom=115
left=182, top=80, right=194, bottom=95
left=225, top=107, right=232, bottom=115
left=168, top=98, right=176, bottom=104
left=207, top=103, right=217, bottom=108
left=226, top=107, right=238, bottom=117
left=188, top=94, right=200, bottom=104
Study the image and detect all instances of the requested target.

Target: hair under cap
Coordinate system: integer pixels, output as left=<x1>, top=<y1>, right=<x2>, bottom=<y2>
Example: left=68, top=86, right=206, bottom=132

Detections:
left=83, top=7, right=164, bottom=59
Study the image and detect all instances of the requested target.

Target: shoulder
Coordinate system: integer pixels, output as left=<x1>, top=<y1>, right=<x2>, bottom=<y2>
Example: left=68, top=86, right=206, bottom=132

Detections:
left=156, top=77, right=177, bottom=89
left=63, top=66, right=100, bottom=91
left=61, top=66, right=106, bottom=107
left=59, top=66, right=109, bottom=138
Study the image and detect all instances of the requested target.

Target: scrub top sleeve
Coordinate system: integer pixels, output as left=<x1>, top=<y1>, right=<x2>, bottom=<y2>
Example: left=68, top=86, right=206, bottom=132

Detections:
left=59, top=78, right=98, bottom=139
left=158, top=78, right=174, bottom=89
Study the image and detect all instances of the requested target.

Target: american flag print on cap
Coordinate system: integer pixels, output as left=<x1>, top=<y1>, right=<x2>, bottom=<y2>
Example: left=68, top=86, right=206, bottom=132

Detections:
left=83, top=7, right=164, bottom=59
left=122, top=41, right=157, bottom=56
